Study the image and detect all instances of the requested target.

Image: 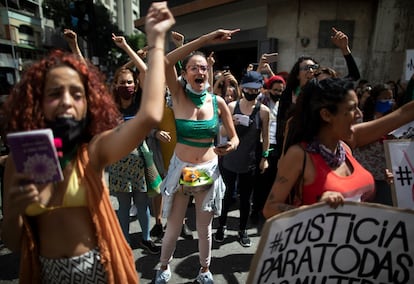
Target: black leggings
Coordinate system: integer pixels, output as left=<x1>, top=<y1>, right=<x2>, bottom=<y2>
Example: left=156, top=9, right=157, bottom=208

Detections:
left=219, top=167, right=257, bottom=231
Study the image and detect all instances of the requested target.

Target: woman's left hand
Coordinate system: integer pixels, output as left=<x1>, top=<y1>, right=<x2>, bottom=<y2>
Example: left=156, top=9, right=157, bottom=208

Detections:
left=155, top=130, right=171, bottom=143
left=214, top=141, right=237, bottom=156
left=319, top=191, right=344, bottom=208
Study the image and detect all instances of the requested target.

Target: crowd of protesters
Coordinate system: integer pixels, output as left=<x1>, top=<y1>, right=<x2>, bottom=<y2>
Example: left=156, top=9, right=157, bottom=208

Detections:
left=0, top=2, right=414, bottom=283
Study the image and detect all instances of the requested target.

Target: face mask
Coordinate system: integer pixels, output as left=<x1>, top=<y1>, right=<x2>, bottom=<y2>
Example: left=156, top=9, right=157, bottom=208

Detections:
left=270, top=94, right=281, bottom=102
left=243, top=92, right=258, bottom=101
left=46, top=117, right=87, bottom=154
left=116, top=86, right=135, bottom=100
left=375, top=99, right=393, bottom=114
left=185, top=83, right=208, bottom=108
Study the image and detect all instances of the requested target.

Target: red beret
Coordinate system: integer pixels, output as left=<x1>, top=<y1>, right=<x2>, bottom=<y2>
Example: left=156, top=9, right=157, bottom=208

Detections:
left=265, top=75, right=286, bottom=89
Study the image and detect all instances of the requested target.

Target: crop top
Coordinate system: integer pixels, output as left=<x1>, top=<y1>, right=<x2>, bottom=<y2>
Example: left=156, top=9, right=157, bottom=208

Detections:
left=25, top=166, right=87, bottom=216
left=175, top=94, right=219, bottom=148
left=302, top=143, right=375, bottom=205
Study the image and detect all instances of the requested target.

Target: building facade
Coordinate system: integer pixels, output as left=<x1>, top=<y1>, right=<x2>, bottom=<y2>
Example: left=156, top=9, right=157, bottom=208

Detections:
left=0, top=0, right=140, bottom=90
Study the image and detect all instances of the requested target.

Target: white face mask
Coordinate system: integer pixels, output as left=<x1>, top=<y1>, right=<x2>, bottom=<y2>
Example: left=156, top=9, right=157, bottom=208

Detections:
left=185, top=83, right=209, bottom=95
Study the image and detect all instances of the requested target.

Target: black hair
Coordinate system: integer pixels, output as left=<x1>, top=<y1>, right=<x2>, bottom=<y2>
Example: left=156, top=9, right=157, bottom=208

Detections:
left=284, top=78, right=355, bottom=153
left=362, top=83, right=392, bottom=121
left=181, top=51, right=207, bottom=70
left=275, top=56, right=317, bottom=158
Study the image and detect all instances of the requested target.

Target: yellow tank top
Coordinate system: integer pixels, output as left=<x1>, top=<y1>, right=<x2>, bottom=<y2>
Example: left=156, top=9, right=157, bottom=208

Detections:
left=25, top=166, right=87, bottom=216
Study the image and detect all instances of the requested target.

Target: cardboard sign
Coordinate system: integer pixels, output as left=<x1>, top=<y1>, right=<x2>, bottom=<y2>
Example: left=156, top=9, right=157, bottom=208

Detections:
left=405, top=49, right=414, bottom=81
left=248, top=202, right=414, bottom=284
left=384, top=139, right=414, bottom=209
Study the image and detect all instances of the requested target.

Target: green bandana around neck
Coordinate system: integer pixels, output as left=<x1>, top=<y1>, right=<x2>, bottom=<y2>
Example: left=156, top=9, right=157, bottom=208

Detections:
left=185, top=87, right=208, bottom=108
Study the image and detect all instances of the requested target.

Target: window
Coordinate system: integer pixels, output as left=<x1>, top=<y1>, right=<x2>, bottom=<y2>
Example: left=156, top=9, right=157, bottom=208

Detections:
left=19, top=25, right=34, bottom=36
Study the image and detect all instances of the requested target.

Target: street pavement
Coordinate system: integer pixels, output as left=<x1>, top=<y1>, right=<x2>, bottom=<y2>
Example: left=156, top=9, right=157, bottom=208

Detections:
left=0, top=195, right=265, bottom=284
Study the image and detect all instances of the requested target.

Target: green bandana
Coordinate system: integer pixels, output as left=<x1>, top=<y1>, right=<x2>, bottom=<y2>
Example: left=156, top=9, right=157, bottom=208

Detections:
left=185, top=87, right=208, bottom=108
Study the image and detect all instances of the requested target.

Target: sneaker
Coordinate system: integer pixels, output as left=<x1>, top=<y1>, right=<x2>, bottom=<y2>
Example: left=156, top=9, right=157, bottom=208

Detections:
left=150, top=224, right=164, bottom=239
left=238, top=230, right=251, bottom=247
left=180, top=223, right=194, bottom=240
left=155, top=266, right=171, bottom=284
left=140, top=240, right=161, bottom=255
left=213, top=227, right=225, bottom=242
left=196, top=269, right=214, bottom=284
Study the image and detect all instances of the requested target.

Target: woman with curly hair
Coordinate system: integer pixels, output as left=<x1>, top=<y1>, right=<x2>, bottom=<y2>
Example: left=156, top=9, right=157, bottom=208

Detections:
left=0, top=2, right=175, bottom=283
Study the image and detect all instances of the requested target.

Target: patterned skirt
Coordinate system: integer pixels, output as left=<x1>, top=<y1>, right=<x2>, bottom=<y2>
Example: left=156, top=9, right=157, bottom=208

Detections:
left=39, top=248, right=107, bottom=284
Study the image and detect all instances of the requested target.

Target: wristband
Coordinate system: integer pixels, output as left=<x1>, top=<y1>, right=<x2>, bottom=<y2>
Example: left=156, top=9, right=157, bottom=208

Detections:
left=262, top=148, right=273, bottom=158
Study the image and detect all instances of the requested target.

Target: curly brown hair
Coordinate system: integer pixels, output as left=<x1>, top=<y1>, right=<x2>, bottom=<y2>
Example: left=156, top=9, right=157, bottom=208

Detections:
left=4, top=50, right=121, bottom=139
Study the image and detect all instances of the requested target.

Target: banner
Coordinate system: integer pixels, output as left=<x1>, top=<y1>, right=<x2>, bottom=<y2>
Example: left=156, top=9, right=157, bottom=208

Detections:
left=384, top=139, right=414, bottom=209
left=248, top=202, right=414, bottom=284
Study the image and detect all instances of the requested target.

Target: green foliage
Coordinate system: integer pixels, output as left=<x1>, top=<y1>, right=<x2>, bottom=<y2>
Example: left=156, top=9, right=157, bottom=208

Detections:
left=126, top=33, right=147, bottom=51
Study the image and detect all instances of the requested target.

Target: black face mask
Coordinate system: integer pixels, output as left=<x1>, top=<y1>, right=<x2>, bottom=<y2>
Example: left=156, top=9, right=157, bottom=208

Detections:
left=45, top=117, right=87, bottom=154
left=243, top=93, right=258, bottom=101
left=270, top=94, right=281, bottom=102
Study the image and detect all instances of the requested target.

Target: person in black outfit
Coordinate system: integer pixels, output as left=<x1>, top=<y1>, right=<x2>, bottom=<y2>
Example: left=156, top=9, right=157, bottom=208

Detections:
left=275, top=27, right=360, bottom=161
left=214, top=71, right=270, bottom=247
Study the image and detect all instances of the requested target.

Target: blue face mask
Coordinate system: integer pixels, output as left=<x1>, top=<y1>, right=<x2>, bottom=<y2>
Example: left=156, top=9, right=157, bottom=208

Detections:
left=375, top=99, right=393, bottom=114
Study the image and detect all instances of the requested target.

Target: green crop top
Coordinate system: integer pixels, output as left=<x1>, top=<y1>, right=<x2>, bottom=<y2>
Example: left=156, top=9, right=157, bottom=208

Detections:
left=175, top=94, right=219, bottom=148
left=25, top=166, right=87, bottom=216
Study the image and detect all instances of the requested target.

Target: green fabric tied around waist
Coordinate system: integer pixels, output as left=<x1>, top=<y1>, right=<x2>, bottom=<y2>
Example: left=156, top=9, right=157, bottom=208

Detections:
left=139, top=142, right=162, bottom=197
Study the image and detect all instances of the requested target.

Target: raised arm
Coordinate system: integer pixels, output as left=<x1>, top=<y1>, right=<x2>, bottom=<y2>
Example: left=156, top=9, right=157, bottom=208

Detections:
left=91, top=1, right=175, bottom=168
left=350, top=99, right=414, bottom=148
left=63, top=29, right=86, bottom=64
left=206, top=51, right=215, bottom=91
left=112, top=33, right=148, bottom=88
left=331, top=27, right=360, bottom=81
left=257, top=53, right=275, bottom=77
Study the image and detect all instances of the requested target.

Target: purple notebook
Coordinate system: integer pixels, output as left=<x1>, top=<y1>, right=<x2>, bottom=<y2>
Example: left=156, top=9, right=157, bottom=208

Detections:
left=7, top=129, right=63, bottom=184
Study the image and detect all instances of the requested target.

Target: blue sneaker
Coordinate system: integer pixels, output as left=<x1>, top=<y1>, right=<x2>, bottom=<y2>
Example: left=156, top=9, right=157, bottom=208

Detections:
left=196, top=269, right=214, bottom=284
left=155, top=266, right=171, bottom=284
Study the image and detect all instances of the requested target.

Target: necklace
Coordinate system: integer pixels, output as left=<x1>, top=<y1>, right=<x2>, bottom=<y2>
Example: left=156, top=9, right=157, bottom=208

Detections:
left=306, top=139, right=346, bottom=168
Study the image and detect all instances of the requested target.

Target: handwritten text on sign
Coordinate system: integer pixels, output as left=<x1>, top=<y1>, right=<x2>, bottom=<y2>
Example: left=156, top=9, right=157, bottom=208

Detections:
left=248, top=202, right=414, bottom=284
left=384, top=140, right=414, bottom=209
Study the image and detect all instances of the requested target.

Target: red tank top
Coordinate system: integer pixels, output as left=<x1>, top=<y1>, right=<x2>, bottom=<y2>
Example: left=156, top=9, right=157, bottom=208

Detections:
left=302, top=143, right=375, bottom=205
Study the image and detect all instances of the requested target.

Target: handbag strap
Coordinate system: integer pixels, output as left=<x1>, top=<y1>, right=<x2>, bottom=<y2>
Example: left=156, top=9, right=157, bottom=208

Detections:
left=288, top=143, right=306, bottom=205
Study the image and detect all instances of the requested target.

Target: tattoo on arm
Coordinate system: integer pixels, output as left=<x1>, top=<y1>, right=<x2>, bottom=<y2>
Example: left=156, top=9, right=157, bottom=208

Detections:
left=114, top=123, right=124, bottom=133
left=275, top=175, right=288, bottom=184
left=276, top=203, right=296, bottom=212
left=272, top=175, right=296, bottom=212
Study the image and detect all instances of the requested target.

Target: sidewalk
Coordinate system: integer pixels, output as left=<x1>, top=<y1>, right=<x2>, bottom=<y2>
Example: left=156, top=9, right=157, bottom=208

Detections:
left=117, top=196, right=263, bottom=283
left=0, top=195, right=264, bottom=284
